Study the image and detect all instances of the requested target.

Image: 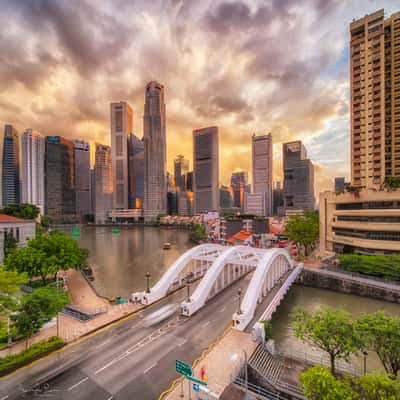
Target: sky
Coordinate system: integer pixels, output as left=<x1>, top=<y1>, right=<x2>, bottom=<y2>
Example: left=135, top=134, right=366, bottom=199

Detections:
left=0, top=0, right=399, bottom=195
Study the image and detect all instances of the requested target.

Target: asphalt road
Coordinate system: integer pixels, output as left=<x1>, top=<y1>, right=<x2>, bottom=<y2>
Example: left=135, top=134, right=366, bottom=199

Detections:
left=0, top=278, right=249, bottom=400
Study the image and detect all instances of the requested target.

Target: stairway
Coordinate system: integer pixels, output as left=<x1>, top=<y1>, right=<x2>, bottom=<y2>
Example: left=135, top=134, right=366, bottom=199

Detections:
left=248, top=343, right=284, bottom=384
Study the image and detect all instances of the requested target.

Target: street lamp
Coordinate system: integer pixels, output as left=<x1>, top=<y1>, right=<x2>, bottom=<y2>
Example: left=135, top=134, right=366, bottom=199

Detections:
left=146, top=272, right=151, bottom=293
left=363, top=351, right=368, bottom=375
left=237, top=288, right=242, bottom=315
left=185, top=272, right=193, bottom=302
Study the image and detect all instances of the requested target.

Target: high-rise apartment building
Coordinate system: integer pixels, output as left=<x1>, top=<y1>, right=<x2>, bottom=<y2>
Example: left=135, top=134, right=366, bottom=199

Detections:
left=193, top=126, right=219, bottom=213
left=94, top=144, right=113, bottom=224
left=252, top=133, right=273, bottom=216
left=45, top=136, right=76, bottom=222
left=283, top=140, right=315, bottom=212
left=143, top=81, right=167, bottom=221
left=128, top=134, right=145, bottom=209
left=74, top=140, right=91, bottom=217
left=2, top=125, right=21, bottom=206
left=174, top=154, right=189, bottom=191
left=21, top=129, right=45, bottom=213
left=110, top=101, right=133, bottom=210
left=350, top=9, right=400, bottom=188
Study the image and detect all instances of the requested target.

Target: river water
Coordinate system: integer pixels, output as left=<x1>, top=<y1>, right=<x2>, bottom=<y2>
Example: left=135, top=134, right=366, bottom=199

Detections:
left=66, top=226, right=399, bottom=373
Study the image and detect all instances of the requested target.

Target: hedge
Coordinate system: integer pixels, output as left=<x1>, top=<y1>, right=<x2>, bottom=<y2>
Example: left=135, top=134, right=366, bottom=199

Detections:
left=338, top=254, right=400, bottom=280
left=0, top=336, right=64, bottom=376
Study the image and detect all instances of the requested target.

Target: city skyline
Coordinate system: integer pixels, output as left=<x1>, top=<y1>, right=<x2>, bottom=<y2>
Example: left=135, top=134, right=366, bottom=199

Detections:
left=1, top=0, right=399, bottom=194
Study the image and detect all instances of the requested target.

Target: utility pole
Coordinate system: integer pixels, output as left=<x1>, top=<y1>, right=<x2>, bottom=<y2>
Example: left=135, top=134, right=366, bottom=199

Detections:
left=146, top=272, right=151, bottom=293
left=56, top=272, right=60, bottom=338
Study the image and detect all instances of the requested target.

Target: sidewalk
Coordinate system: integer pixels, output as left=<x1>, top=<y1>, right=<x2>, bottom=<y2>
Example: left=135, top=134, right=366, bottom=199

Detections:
left=0, top=269, right=143, bottom=358
left=164, top=329, right=257, bottom=400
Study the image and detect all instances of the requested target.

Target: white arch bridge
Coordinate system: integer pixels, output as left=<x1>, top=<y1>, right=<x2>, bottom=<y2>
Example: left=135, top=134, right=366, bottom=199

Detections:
left=132, top=244, right=302, bottom=331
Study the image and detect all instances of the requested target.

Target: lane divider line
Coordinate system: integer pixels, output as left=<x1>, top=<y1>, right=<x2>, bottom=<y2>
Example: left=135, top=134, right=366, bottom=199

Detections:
left=143, top=362, right=157, bottom=374
left=67, top=376, right=88, bottom=391
left=202, top=321, right=210, bottom=328
left=0, top=395, right=9, bottom=400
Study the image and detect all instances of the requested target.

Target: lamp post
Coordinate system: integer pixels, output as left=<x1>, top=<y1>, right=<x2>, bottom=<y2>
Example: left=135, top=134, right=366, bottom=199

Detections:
left=363, top=351, right=368, bottom=375
left=237, top=288, right=242, bottom=315
left=185, top=272, right=193, bottom=302
left=146, top=272, right=151, bottom=293
left=56, top=272, right=60, bottom=338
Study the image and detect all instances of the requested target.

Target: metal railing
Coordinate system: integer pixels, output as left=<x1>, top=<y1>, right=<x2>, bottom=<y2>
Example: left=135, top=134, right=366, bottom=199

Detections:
left=234, top=377, right=288, bottom=400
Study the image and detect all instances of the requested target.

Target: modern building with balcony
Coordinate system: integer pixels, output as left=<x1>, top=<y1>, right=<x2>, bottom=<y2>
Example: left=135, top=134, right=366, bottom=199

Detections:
left=319, top=189, right=400, bottom=256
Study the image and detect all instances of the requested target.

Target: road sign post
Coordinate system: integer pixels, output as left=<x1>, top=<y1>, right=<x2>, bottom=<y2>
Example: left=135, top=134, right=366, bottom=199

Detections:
left=187, top=375, right=207, bottom=387
left=176, top=359, right=193, bottom=377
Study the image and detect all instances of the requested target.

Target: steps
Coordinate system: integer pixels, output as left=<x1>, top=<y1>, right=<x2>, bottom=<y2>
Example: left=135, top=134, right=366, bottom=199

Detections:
left=248, top=343, right=284, bottom=384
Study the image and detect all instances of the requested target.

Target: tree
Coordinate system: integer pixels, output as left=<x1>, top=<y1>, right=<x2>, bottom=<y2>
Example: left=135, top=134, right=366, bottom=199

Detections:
left=4, top=231, right=88, bottom=285
left=357, top=311, right=400, bottom=378
left=300, top=366, right=354, bottom=400
left=13, top=311, right=34, bottom=349
left=384, top=176, right=400, bottom=190
left=0, top=203, right=40, bottom=220
left=284, top=212, right=319, bottom=256
left=3, top=231, right=18, bottom=257
left=0, top=267, right=27, bottom=314
left=291, top=306, right=363, bottom=375
left=353, top=372, right=400, bottom=400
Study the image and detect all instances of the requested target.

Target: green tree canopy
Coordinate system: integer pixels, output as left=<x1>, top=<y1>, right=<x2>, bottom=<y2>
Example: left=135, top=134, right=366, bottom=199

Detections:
left=4, top=231, right=88, bottom=285
left=284, top=212, right=319, bottom=256
left=300, top=366, right=354, bottom=400
left=0, top=203, right=40, bottom=220
left=353, top=372, right=400, bottom=400
left=0, top=266, right=27, bottom=313
left=357, top=311, right=400, bottom=378
left=291, top=306, right=363, bottom=375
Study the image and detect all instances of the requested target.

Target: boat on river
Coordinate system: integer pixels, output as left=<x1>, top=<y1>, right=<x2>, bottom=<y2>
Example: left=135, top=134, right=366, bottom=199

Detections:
left=163, top=242, right=171, bottom=250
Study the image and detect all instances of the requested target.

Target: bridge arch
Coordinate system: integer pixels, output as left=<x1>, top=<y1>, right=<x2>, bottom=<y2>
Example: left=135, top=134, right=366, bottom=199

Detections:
left=231, top=248, right=293, bottom=331
left=131, top=244, right=224, bottom=304
left=181, top=245, right=260, bottom=316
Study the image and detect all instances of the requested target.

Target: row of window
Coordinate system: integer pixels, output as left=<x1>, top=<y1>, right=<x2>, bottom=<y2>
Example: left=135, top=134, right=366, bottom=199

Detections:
left=333, top=228, right=400, bottom=241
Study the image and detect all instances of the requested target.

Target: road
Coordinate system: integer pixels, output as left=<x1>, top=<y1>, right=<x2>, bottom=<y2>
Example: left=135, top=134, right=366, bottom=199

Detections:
left=0, top=277, right=249, bottom=400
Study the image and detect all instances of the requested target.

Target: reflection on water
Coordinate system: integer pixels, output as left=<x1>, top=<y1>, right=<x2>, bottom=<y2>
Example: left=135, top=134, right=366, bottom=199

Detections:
left=272, top=285, right=400, bottom=373
left=62, top=225, right=193, bottom=297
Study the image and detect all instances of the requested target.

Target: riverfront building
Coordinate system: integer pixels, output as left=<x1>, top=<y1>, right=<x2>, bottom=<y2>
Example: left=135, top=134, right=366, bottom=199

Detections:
left=143, top=81, right=167, bottom=221
left=2, top=125, right=21, bottom=206
left=283, top=140, right=315, bottom=212
left=193, top=126, right=219, bottom=214
left=74, top=140, right=92, bottom=218
left=21, top=129, right=45, bottom=213
left=45, top=136, right=76, bottom=223
left=128, top=134, right=145, bottom=209
left=252, top=133, right=273, bottom=216
left=111, top=101, right=133, bottom=210
left=94, top=144, right=113, bottom=224
left=350, top=9, right=400, bottom=188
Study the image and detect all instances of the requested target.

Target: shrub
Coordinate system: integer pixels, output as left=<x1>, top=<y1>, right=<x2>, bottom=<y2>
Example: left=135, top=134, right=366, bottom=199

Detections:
left=338, top=254, right=400, bottom=280
left=0, top=336, right=64, bottom=375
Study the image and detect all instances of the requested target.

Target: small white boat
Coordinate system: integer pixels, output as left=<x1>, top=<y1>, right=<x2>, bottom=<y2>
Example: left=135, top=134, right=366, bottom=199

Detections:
left=163, top=242, right=171, bottom=250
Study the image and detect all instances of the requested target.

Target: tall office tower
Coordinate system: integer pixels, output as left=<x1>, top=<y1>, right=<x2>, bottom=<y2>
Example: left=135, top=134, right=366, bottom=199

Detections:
left=111, top=101, right=133, bottom=210
left=252, top=133, right=273, bottom=216
left=186, top=171, right=193, bottom=192
left=283, top=140, right=315, bottom=212
left=45, top=136, right=76, bottom=222
left=230, top=171, right=249, bottom=209
left=350, top=9, right=400, bottom=188
left=2, top=125, right=21, bottom=206
left=220, top=185, right=233, bottom=209
left=334, top=177, right=346, bottom=193
left=128, top=134, right=145, bottom=209
left=193, top=126, right=219, bottom=213
left=21, top=129, right=45, bottom=213
left=90, top=168, right=95, bottom=215
left=74, top=140, right=91, bottom=217
left=143, top=81, right=167, bottom=221
left=94, top=144, right=113, bottom=224
left=174, top=154, right=189, bottom=191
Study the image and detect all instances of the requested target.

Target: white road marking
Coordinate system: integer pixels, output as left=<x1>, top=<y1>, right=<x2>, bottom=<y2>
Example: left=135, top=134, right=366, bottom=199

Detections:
left=219, top=307, right=226, bottom=313
left=202, top=321, right=210, bottom=328
left=95, top=339, right=111, bottom=350
left=106, top=396, right=113, bottom=400
left=67, top=377, right=88, bottom=391
left=179, top=339, right=187, bottom=347
left=143, top=362, right=157, bottom=374
left=1, top=395, right=9, bottom=400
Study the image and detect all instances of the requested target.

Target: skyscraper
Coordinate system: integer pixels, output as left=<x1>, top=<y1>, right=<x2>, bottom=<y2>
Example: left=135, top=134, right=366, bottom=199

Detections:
left=21, top=129, right=45, bottom=213
left=252, top=133, right=273, bottom=216
left=230, top=171, right=249, bottom=210
left=110, top=101, right=133, bottom=210
left=45, top=136, right=76, bottom=222
left=143, top=81, right=167, bottom=221
left=128, top=134, right=145, bottom=209
left=350, top=9, right=400, bottom=188
left=94, top=144, right=113, bottom=224
left=74, top=140, right=91, bottom=218
left=174, top=154, right=189, bottom=191
left=193, top=126, right=219, bottom=213
left=2, top=125, right=21, bottom=206
left=283, top=140, right=315, bottom=212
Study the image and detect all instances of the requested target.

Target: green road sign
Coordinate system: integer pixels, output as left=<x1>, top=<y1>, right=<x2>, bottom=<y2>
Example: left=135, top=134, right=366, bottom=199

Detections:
left=187, top=375, right=207, bottom=387
left=176, top=360, right=192, bottom=377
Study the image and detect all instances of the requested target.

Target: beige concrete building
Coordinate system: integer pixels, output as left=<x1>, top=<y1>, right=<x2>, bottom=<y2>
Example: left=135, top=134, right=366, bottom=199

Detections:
left=350, top=9, right=400, bottom=188
left=320, top=189, right=400, bottom=256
